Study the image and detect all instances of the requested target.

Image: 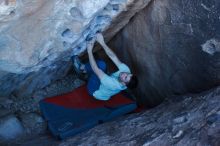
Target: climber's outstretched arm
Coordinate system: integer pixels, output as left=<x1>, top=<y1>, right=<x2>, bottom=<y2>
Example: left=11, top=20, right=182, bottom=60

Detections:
left=87, top=40, right=105, bottom=80
left=96, top=33, right=122, bottom=68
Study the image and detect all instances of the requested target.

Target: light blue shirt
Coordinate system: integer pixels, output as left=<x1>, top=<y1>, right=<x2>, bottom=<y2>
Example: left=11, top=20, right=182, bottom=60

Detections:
left=93, top=63, right=131, bottom=100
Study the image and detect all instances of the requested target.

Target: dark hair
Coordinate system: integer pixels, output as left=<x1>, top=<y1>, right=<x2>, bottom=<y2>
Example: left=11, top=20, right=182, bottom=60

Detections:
left=127, top=75, right=138, bottom=89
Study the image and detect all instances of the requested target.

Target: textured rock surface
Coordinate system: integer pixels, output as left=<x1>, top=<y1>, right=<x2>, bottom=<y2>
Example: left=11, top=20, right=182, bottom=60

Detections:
left=19, top=113, right=47, bottom=135
left=0, top=74, right=84, bottom=145
left=0, top=0, right=151, bottom=97
left=0, top=107, right=11, bottom=117
left=109, top=0, right=220, bottom=106
left=59, top=87, right=220, bottom=146
left=0, top=115, right=25, bottom=141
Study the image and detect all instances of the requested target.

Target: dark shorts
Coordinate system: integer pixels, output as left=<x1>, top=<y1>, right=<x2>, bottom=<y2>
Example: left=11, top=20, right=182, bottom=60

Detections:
left=84, top=60, right=106, bottom=96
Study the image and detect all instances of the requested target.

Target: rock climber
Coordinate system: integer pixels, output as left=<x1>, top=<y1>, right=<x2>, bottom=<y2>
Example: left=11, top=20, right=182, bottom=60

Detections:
left=72, top=33, right=138, bottom=101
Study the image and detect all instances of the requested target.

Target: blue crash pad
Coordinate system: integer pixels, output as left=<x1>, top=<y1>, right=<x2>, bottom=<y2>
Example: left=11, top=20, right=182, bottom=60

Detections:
left=39, top=85, right=137, bottom=139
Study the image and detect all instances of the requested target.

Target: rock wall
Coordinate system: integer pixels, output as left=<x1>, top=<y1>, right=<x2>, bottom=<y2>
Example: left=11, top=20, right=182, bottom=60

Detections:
left=109, top=0, right=220, bottom=106
left=0, top=0, right=152, bottom=97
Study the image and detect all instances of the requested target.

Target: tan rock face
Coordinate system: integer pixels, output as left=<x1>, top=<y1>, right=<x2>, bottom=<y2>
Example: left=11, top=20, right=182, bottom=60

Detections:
left=0, top=0, right=152, bottom=73
left=0, top=0, right=110, bottom=73
left=1, top=0, right=59, bottom=72
left=0, top=0, right=16, bottom=21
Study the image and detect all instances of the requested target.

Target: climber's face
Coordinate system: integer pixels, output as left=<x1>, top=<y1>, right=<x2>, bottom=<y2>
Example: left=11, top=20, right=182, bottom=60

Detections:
left=119, top=72, right=132, bottom=84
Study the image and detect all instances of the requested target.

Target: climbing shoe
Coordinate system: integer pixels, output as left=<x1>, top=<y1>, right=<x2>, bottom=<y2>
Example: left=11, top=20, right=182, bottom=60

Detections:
left=71, top=55, right=84, bottom=74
